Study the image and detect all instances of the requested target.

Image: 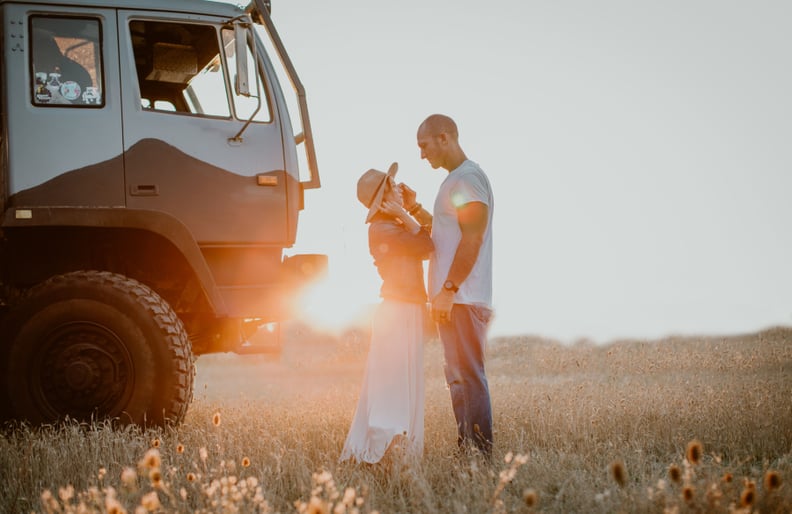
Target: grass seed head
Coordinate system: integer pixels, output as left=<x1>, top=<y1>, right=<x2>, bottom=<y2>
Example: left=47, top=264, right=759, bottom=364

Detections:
left=176, top=444, right=184, bottom=454
left=764, top=470, right=781, bottom=491
left=151, top=438, right=160, bottom=448
left=721, top=472, right=733, bottom=483
left=682, top=485, right=695, bottom=503
left=610, top=460, right=627, bottom=487
left=212, top=411, right=221, bottom=427
left=686, top=439, right=703, bottom=465
left=242, top=457, right=251, bottom=467
left=523, top=488, right=538, bottom=507
left=669, top=464, right=682, bottom=483
left=739, top=486, right=755, bottom=507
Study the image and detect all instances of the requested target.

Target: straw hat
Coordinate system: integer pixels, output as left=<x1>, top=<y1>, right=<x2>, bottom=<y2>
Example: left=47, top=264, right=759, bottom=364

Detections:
left=357, top=162, right=398, bottom=223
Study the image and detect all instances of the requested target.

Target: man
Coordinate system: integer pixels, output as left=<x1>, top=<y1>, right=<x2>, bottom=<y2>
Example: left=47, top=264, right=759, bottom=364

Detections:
left=413, top=113, right=495, bottom=456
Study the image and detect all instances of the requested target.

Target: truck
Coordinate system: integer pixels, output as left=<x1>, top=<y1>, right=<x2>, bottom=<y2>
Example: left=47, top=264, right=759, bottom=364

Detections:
left=0, top=0, right=327, bottom=426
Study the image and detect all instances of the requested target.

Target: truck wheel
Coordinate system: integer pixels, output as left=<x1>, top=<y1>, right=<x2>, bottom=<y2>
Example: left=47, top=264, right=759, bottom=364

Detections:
left=5, top=271, right=194, bottom=426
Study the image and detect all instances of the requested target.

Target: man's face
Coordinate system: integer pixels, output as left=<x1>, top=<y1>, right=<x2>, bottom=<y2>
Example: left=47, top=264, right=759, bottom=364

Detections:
left=417, top=126, right=444, bottom=169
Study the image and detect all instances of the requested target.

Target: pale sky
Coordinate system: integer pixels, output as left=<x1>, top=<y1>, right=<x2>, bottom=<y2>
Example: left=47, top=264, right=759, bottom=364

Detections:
left=254, top=0, right=792, bottom=342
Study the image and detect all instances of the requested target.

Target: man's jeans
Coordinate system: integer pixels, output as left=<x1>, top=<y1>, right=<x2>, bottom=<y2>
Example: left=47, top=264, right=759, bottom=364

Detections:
left=438, top=304, right=493, bottom=455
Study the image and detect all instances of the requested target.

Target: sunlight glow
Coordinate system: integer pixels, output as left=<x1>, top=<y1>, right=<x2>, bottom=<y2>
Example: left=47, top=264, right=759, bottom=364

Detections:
left=295, top=275, right=373, bottom=332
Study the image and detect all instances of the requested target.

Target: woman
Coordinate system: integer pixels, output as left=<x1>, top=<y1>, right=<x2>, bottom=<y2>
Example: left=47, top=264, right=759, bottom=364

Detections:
left=340, top=163, right=433, bottom=464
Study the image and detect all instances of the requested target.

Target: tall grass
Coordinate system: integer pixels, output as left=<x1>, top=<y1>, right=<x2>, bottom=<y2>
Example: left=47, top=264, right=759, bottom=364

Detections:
left=1, top=326, right=790, bottom=513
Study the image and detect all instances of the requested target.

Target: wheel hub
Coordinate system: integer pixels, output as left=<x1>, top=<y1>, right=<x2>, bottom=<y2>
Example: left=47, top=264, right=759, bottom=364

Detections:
left=38, top=322, right=134, bottom=420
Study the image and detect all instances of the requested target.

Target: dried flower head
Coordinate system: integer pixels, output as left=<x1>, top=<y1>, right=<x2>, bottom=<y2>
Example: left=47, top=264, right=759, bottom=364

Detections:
left=140, top=491, right=161, bottom=512
left=668, top=464, right=682, bottom=483
left=686, top=440, right=703, bottom=465
left=105, top=497, right=126, bottom=514
left=212, top=412, right=221, bottom=427
left=305, top=496, right=329, bottom=514
left=176, top=444, right=184, bottom=454
left=740, top=487, right=755, bottom=507
left=721, top=472, right=733, bottom=483
left=523, top=488, right=538, bottom=507
left=187, top=472, right=196, bottom=482
left=149, top=469, right=163, bottom=487
left=241, top=457, right=251, bottom=468
left=764, top=470, right=782, bottom=492
left=610, top=460, right=627, bottom=487
left=151, top=438, right=160, bottom=448
left=139, top=449, right=161, bottom=470
left=682, top=485, right=695, bottom=503
left=121, top=467, right=137, bottom=489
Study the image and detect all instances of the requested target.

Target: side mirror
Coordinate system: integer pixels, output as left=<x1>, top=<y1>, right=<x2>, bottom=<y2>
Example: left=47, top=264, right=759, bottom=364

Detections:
left=234, top=23, right=250, bottom=96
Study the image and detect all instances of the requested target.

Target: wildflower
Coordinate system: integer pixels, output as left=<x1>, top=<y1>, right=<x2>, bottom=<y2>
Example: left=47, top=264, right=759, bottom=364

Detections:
left=199, top=447, right=208, bottom=462
left=682, top=485, right=695, bottom=503
left=180, top=488, right=188, bottom=500
left=97, top=467, right=107, bottom=481
left=139, top=448, right=161, bottom=470
left=610, top=460, right=627, bottom=487
left=176, top=444, right=184, bottom=454
left=151, top=438, right=161, bottom=448
left=121, top=467, right=137, bottom=489
left=686, top=439, right=703, bottom=465
left=668, top=464, right=682, bottom=483
left=241, top=457, right=251, bottom=467
left=140, top=491, right=161, bottom=512
left=187, top=472, right=197, bottom=482
left=764, top=470, right=781, bottom=491
left=212, top=412, right=221, bottom=427
left=739, top=486, right=755, bottom=507
left=523, top=488, right=538, bottom=507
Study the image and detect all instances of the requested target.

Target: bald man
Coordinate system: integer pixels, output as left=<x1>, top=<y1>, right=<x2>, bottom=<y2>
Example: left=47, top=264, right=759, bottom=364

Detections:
left=415, top=114, right=495, bottom=457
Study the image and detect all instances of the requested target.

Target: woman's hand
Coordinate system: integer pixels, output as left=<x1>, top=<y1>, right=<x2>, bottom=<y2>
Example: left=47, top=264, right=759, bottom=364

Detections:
left=380, top=200, right=407, bottom=218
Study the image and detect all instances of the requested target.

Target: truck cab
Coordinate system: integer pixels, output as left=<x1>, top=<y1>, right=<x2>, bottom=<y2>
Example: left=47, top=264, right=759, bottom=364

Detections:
left=0, top=0, right=326, bottom=425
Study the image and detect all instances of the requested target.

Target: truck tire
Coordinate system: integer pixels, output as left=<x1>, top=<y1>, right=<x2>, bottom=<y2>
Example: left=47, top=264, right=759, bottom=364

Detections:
left=4, top=271, right=194, bottom=426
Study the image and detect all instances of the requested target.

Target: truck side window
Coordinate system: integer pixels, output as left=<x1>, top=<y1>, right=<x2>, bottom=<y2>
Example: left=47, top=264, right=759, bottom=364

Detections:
left=221, top=28, right=272, bottom=123
left=30, top=16, right=103, bottom=107
left=130, top=20, right=230, bottom=118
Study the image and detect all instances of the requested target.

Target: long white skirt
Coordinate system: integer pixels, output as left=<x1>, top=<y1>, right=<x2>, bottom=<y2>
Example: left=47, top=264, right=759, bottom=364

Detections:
left=339, top=300, right=425, bottom=464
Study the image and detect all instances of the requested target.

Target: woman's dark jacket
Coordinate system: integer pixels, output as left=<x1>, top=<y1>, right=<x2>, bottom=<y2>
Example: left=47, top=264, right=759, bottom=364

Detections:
left=368, top=218, right=433, bottom=303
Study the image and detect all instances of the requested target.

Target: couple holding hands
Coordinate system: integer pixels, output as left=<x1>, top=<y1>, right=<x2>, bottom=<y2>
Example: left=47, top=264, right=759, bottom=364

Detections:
left=340, top=114, right=495, bottom=464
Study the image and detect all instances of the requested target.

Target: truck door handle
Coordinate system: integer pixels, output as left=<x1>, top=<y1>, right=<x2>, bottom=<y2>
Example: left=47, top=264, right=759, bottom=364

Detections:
left=130, top=184, right=159, bottom=196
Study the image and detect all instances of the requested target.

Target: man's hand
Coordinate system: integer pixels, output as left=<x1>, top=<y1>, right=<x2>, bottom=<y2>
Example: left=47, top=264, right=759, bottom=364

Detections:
left=399, top=183, right=418, bottom=210
left=431, top=289, right=455, bottom=323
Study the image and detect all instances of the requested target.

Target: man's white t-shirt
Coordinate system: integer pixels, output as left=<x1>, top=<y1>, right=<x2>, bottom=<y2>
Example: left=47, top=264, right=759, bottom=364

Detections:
left=429, top=160, right=494, bottom=307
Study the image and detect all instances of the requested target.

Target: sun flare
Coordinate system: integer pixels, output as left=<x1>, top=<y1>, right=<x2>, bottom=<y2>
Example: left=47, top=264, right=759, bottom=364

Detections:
left=296, top=275, right=375, bottom=332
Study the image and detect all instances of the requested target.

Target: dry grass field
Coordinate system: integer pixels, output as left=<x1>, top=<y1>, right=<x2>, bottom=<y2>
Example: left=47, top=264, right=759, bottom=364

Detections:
left=1, top=324, right=791, bottom=513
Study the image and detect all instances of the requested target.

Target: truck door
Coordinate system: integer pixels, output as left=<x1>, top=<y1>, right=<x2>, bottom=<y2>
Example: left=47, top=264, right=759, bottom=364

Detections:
left=3, top=5, right=123, bottom=207
left=118, top=11, right=290, bottom=245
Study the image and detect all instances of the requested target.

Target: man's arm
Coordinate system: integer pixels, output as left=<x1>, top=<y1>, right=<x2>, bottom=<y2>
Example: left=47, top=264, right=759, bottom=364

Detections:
left=432, top=201, right=488, bottom=322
